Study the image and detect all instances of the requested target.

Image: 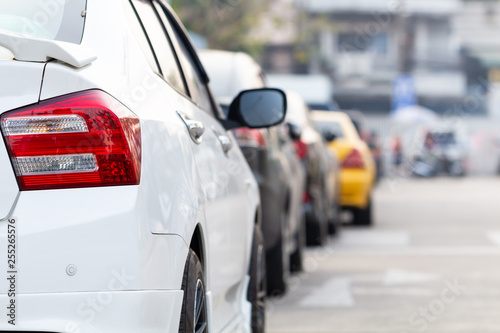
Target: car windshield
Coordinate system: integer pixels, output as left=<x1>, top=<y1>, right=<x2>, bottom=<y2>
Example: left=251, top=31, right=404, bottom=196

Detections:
left=308, top=103, right=331, bottom=111
left=314, top=120, right=345, bottom=139
left=0, top=0, right=87, bottom=44
left=308, top=102, right=340, bottom=111
left=432, top=132, right=456, bottom=146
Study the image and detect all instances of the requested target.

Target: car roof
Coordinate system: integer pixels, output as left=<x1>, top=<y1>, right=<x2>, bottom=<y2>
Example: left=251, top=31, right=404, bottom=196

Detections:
left=310, top=111, right=360, bottom=141
left=199, top=49, right=264, bottom=102
left=267, top=74, right=333, bottom=104
left=310, top=111, right=351, bottom=122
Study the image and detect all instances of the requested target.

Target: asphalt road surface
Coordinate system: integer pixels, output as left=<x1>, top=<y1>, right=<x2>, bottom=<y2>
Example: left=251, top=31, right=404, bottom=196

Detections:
left=267, top=177, right=500, bottom=333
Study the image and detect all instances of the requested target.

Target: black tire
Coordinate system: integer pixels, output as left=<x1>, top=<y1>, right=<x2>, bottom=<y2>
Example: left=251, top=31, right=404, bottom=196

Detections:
left=266, top=235, right=287, bottom=296
left=352, top=198, right=373, bottom=226
left=328, top=200, right=342, bottom=236
left=289, top=220, right=305, bottom=273
left=306, top=219, right=327, bottom=246
left=328, top=222, right=340, bottom=235
left=179, top=250, right=208, bottom=333
left=248, top=225, right=266, bottom=333
left=306, top=191, right=328, bottom=246
left=266, top=207, right=288, bottom=296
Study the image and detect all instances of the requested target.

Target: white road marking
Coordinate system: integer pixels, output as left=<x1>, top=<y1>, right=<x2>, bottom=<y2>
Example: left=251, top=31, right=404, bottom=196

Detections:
left=298, top=278, right=355, bottom=308
left=326, top=246, right=500, bottom=256
left=295, top=269, right=439, bottom=309
left=352, top=287, right=435, bottom=296
left=383, top=269, right=439, bottom=286
left=486, top=231, right=500, bottom=246
left=335, top=230, right=409, bottom=246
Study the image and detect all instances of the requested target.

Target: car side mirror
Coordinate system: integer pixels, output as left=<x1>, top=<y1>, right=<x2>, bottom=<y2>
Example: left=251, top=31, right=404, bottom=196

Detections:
left=323, top=131, right=337, bottom=142
left=287, top=122, right=302, bottom=141
left=223, top=88, right=287, bottom=130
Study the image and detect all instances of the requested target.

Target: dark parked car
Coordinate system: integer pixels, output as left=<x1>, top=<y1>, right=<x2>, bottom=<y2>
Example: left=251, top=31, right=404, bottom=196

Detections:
left=284, top=91, right=342, bottom=245
left=200, top=50, right=307, bottom=295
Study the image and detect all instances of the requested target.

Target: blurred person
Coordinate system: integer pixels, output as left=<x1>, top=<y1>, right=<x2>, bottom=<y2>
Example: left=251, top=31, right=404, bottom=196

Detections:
left=424, top=131, right=435, bottom=151
left=368, top=130, right=383, bottom=182
left=391, top=135, right=404, bottom=174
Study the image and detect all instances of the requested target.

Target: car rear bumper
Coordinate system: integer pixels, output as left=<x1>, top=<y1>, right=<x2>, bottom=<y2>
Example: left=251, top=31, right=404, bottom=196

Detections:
left=340, top=169, right=371, bottom=209
left=0, top=186, right=190, bottom=332
left=0, top=290, right=183, bottom=332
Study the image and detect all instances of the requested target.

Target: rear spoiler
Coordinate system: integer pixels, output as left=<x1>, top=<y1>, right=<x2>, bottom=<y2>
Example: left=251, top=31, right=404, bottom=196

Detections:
left=0, top=29, right=97, bottom=68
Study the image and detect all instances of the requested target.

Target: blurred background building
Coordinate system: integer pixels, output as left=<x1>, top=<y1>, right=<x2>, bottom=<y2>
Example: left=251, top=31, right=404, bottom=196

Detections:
left=457, top=0, right=500, bottom=119
left=173, top=0, right=500, bottom=175
left=258, top=0, right=500, bottom=116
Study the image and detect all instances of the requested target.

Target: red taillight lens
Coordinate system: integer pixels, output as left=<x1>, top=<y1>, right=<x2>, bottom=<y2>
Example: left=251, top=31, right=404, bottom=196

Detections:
left=342, top=149, right=365, bottom=169
left=0, top=90, right=141, bottom=190
left=294, top=139, right=308, bottom=160
left=233, top=128, right=267, bottom=148
left=303, top=191, right=311, bottom=204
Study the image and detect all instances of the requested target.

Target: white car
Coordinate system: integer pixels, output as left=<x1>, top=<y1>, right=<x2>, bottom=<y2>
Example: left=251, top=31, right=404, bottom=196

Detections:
left=0, top=1, right=286, bottom=332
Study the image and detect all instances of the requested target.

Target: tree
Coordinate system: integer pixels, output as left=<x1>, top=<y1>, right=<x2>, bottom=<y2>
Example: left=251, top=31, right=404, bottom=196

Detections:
left=171, top=0, right=269, bottom=56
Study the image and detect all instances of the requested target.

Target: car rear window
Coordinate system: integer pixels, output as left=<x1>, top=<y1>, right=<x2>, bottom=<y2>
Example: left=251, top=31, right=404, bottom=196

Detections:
left=0, top=0, right=87, bottom=44
left=432, top=132, right=456, bottom=146
left=314, top=120, right=345, bottom=139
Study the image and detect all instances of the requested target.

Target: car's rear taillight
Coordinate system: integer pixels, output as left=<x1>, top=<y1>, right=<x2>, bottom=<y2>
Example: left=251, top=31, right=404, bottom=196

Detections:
left=233, top=128, right=267, bottom=148
left=303, top=190, right=311, bottom=204
left=342, top=149, right=365, bottom=169
left=0, top=90, right=141, bottom=190
left=294, top=139, right=308, bottom=160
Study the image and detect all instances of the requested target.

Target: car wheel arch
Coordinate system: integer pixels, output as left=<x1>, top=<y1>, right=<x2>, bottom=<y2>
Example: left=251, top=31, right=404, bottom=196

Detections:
left=189, top=224, right=206, bottom=273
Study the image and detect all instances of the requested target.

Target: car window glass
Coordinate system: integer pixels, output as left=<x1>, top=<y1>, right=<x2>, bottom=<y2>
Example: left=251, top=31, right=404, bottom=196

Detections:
left=159, top=8, right=213, bottom=112
left=125, top=1, right=160, bottom=74
left=0, top=0, right=86, bottom=44
left=132, top=0, right=186, bottom=94
left=314, top=121, right=345, bottom=139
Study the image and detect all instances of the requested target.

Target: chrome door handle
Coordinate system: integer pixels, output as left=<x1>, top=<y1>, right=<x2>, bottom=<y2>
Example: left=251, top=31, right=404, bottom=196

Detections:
left=177, top=111, right=204, bottom=144
left=212, top=128, right=233, bottom=155
left=186, top=120, right=205, bottom=144
left=218, top=134, right=233, bottom=155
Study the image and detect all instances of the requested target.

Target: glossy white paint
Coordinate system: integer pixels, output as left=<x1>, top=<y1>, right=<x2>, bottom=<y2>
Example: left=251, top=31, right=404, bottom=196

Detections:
left=0, top=291, right=183, bottom=332
left=0, top=61, right=45, bottom=220
left=0, top=0, right=259, bottom=331
left=0, top=29, right=97, bottom=67
left=0, top=61, right=45, bottom=115
left=0, top=139, right=17, bottom=221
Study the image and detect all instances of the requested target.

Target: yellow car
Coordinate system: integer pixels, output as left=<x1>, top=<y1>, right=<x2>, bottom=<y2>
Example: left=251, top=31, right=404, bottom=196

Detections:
left=311, top=111, right=376, bottom=225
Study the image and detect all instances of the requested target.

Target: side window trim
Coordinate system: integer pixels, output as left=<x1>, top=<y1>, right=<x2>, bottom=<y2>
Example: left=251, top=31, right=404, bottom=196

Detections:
left=158, top=0, right=209, bottom=84
left=128, top=0, right=163, bottom=77
left=150, top=1, right=191, bottom=98
left=130, top=0, right=190, bottom=99
left=155, top=0, right=227, bottom=119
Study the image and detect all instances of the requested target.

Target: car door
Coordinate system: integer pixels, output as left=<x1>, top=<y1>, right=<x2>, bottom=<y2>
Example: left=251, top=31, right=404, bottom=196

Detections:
left=139, top=1, right=253, bottom=329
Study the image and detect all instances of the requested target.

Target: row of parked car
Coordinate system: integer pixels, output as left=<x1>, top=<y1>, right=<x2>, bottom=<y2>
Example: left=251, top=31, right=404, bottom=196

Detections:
left=200, top=50, right=378, bottom=300
left=0, top=1, right=376, bottom=332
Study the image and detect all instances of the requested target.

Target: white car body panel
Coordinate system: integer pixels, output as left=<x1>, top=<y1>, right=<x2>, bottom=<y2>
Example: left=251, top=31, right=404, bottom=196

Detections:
left=0, top=61, right=45, bottom=220
left=0, top=29, right=97, bottom=67
left=0, top=141, right=18, bottom=221
left=0, top=291, right=183, bottom=332
left=0, top=0, right=259, bottom=331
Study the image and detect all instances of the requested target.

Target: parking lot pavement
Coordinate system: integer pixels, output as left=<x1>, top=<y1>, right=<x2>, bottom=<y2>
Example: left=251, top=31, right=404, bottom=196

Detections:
left=266, top=177, right=500, bottom=333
